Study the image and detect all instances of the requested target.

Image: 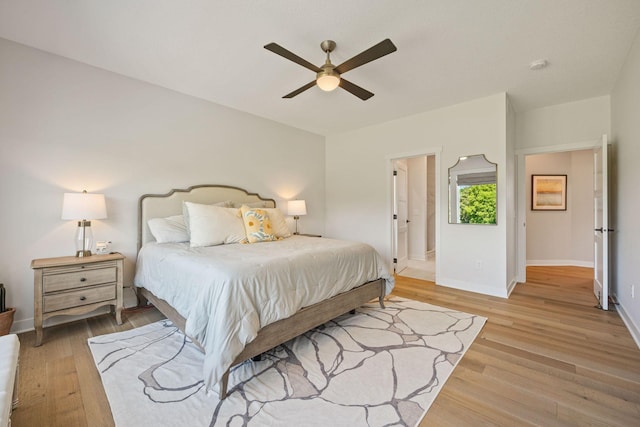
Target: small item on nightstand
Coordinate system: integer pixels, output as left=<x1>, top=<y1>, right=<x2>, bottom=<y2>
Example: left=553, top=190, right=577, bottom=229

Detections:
left=96, top=240, right=111, bottom=254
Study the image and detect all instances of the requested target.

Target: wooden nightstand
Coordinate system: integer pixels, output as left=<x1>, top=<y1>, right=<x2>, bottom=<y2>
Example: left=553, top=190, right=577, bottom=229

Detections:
left=31, top=253, right=125, bottom=346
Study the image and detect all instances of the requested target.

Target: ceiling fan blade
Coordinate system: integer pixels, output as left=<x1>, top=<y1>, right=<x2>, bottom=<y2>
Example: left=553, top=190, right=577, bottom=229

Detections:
left=264, top=43, right=321, bottom=73
left=283, top=81, right=317, bottom=98
left=339, top=78, right=374, bottom=101
left=334, top=39, right=397, bottom=75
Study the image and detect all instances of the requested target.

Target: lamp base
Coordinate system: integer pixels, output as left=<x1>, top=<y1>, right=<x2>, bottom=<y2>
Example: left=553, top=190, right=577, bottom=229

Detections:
left=293, top=215, right=301, bottom=235
left=74, top=220, right=94, bottom=258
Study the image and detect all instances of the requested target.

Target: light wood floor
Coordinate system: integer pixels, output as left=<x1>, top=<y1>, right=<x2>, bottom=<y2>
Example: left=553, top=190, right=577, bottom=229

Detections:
left=11, top=266, right=640, bottom=426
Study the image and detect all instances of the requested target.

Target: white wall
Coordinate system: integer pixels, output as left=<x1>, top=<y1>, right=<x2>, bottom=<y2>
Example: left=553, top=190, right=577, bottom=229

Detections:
left=525, top=151, right=594, bottom=267
left=516, top=96, right=610, bottom=149
left=611, top=28, right=640, bottom=345
left=0, top=39, right=326, bottom=332
left=326, top=93, right=511, bottom=298
left=569, top=150, right=596, bottom=265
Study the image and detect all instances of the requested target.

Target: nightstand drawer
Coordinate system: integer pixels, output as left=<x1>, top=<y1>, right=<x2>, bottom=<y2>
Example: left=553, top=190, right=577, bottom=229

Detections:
left=32, top=253, right=125, bottom=346
left=43, top=284, right=116, bottom=313
left=43, top=266, right=117, bottom=293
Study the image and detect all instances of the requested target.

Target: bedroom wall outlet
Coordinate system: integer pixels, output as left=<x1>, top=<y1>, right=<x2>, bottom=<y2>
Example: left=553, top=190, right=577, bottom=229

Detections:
left=96, top=241, right=111, bottom=255
left=632, top=285, right=635, bottom=299
left=475, top=260, right=483, bottom=270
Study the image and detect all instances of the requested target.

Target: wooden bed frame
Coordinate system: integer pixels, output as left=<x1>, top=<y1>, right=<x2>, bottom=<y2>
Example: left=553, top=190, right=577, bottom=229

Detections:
left=136, top=185, right=386, bottom=399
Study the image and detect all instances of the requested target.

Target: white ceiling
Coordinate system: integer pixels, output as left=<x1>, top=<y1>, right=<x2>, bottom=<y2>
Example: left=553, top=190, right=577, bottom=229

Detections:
left=1, top=0, right=639, bottom=136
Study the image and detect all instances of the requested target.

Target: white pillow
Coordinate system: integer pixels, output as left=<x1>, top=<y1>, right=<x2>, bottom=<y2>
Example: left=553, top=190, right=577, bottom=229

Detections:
left=184, top=202, right=246, bottom=247
left=263, top=208, right=291, bottom=238
left=147, top=215, right=189, bottom=243
left=182, top=200, right=232, bottom=231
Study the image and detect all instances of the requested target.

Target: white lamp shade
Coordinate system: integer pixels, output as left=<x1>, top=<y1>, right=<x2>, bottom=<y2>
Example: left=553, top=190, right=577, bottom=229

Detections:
left=287, top=200, right=307, bottom=216
left=62, top=192, right=107, bottom=220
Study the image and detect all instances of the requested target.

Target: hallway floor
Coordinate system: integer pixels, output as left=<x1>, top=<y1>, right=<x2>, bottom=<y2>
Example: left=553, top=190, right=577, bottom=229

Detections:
left=397, top=252, right=435, bottom=281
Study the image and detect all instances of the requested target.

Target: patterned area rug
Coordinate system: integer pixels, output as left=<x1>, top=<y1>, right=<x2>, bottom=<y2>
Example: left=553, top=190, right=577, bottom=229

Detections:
left=89, top=297, right=485, bottom=426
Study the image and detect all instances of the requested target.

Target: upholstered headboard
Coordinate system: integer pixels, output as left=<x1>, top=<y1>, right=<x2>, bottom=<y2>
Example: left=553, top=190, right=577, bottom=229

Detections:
left=138, top=185, right=276, bottom=250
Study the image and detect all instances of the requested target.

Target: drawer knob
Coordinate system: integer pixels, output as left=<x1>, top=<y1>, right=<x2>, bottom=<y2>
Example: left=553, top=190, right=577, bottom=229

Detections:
left=80, top=296, right=87, bottom=301
left=80, top=278, right=87, bottom=282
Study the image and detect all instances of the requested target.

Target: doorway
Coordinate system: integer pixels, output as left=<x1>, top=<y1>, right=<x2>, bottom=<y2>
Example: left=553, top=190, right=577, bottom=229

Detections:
left=393, top=155, right=437, bottom=281
left=517, top=137, right=609, bottom=308
left=524, top=149, right=594, bottom=268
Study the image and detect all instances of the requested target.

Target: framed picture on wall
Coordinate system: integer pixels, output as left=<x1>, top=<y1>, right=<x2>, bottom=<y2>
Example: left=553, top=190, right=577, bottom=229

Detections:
left=532, top=174, right=567, bottom=211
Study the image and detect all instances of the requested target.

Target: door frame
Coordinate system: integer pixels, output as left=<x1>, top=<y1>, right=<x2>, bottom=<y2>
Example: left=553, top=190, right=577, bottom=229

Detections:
left=515, top=138, right=605, bottom=283
left=388, top=148, right=441, bottom=280
left=393, top=159, right=409, bottom=273
left=593, top=134, right=610, bottom=310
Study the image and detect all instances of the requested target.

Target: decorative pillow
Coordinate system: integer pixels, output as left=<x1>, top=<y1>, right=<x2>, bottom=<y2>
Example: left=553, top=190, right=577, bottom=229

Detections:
left=263, top=208, right=291, bottom=238
left=147, top=215, right=189, bottom=243
left=240, top=205, right=278, bottom=243
left=184, top=202, right=246, bottom=247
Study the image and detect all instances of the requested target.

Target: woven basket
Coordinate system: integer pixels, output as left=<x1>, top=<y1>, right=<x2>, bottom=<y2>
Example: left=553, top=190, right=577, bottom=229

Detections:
left=0, top=307, right=15, bottom=336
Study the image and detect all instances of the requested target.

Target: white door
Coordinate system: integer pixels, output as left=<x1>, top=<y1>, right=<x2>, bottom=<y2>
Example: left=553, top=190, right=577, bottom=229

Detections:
left=394, top=162, right=409, bottom=272
left=593, top=134, right=610, bottom=310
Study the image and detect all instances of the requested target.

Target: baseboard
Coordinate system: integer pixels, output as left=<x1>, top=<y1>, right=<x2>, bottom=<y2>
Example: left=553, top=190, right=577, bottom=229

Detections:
left=436, top=276, right=508, bottom=298
left=10, top=306, right=113, bottom=335
left=506, top=277, right=519, bottom=297
left=9, top=287, right=139, bottom=334
left=11, top=317, right=37, bottom=335
left=616, top=301, right=640, bottom=349
left=527, top=259, right=594, bottom=268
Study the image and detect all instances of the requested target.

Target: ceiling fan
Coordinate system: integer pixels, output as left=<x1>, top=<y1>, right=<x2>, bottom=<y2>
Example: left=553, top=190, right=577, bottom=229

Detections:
left=264, top=39, right=397, bottom=100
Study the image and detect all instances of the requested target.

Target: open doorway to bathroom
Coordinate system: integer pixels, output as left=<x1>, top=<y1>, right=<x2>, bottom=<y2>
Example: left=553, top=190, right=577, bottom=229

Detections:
left=393, top=155, right=437, bottom=282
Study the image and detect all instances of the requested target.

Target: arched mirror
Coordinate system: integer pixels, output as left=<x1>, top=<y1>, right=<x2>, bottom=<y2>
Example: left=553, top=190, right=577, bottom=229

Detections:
left=448, top=154, right=497, bottom=224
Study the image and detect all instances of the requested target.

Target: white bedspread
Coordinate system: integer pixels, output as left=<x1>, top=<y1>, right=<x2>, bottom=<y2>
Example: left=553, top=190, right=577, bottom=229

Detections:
left=134, top=235, right=394, bottom=393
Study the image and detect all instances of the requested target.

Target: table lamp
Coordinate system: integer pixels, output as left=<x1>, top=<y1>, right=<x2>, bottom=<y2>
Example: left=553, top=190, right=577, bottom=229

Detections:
left=61, top=190, right=107, bottom=257
left=287, top=200, right=307, bottom=235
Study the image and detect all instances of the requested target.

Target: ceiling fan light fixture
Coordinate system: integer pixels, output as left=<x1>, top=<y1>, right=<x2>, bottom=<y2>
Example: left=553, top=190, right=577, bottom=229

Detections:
left=316, top=69, right=340, bottom=91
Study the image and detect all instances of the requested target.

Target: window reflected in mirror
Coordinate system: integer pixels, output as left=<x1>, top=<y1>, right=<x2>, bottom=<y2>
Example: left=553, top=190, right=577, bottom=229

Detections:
left=448, top=154, right=497, bottom=224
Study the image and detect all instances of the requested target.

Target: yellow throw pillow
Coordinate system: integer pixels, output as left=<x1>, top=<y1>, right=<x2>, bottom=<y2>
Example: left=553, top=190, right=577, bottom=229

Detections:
left=240, top=205, right=278, bottom=243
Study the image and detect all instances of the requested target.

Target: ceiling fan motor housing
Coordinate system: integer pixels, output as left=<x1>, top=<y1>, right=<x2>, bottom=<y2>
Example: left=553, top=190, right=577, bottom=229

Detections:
left=320, top=40, right=336, bottom=53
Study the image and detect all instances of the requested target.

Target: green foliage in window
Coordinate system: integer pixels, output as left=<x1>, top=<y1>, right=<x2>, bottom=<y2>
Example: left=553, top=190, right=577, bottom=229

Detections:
left=459, top=184, right=497, bottom=224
